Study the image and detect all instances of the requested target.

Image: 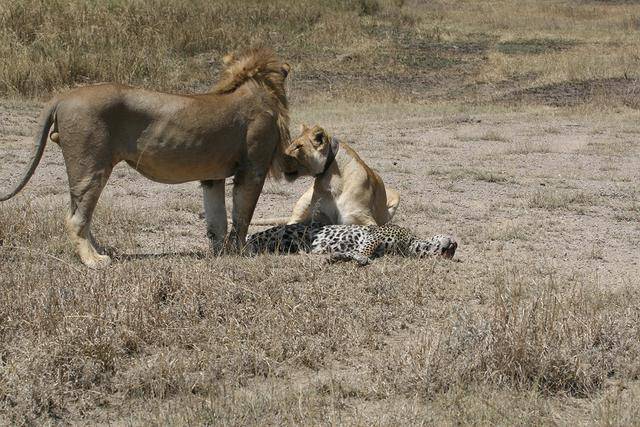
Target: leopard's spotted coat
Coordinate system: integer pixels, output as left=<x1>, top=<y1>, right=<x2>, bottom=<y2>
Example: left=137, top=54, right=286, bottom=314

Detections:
left=246, top=222, right=457, bottom=265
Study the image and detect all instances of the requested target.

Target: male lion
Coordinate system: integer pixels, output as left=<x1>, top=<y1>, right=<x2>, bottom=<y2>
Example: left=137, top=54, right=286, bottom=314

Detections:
left=0, top=48, right=291, bottom=268
left=256, top=124, right=400, bottom=226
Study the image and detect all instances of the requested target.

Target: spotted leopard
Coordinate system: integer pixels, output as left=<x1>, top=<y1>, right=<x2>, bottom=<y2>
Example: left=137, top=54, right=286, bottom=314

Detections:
left=246, top=222, right=457, bottom=265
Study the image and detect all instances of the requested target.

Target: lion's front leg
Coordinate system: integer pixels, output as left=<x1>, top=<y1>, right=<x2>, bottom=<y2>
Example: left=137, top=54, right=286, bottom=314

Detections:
left=229, top=169, right=267, bottom=252
left=201, top=179, right=227, bottom=254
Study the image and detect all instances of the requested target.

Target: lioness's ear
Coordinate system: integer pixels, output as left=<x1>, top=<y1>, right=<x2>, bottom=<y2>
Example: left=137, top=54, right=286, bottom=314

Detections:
left=222, top=53, right=236, bottom=66
left=312, top=128, right=326, bottom=146
left=281, top=63, right=291, bottom=78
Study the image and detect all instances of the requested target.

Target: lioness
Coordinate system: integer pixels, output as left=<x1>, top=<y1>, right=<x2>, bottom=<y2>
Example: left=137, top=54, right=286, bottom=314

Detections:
left=0, top=48, right=291, bottom=268
left=255, top=124, right=399, bottom=226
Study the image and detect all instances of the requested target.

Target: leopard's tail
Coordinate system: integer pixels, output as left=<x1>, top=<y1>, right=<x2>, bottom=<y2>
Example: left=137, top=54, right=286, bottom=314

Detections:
left=244, top=216, right=291, bottom=226
left=0, top=100, right=57, bottom=202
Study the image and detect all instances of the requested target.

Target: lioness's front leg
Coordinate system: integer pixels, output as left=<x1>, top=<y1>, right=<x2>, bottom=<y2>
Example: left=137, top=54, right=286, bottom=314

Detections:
left=201, top=179, right=227, bottom=254
left=229, top=169, right=267, bottom=252
left=287, top=185, right=315, bottom=224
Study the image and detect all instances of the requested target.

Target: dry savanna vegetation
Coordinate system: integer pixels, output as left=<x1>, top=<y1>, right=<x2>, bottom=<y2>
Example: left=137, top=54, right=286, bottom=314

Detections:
left=1, top=0, right=640, bottom=425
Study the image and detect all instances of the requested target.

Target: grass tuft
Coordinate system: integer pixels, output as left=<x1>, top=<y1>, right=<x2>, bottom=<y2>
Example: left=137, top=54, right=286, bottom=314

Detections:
left=370, top=271, right=639, bottom=399
left=527, top=189, right=596, bottom=210
left=496, top=38, right=576, bottom=55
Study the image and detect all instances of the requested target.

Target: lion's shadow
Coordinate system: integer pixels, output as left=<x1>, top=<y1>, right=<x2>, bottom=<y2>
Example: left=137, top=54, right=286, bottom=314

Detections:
left=105, top=248, right=208, bottom=262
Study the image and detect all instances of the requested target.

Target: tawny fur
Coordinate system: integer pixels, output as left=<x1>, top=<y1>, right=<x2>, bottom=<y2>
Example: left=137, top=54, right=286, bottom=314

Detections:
left=0, top=48, right=292, bottom=268
left=253, top=124, right=400, bottom=226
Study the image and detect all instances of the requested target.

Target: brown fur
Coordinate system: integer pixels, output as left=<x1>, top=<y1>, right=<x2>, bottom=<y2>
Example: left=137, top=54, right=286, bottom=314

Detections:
left=0, top=48, right=291, bottom=268
left=213, top=47, right=291, bottom=178
left=254, top=124, right=400, bottom=226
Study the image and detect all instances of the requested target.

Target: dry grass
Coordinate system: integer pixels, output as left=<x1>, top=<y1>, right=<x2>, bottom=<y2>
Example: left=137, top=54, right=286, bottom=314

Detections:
left=1, top=197, right=640, bottom=425
left=164, top=197, right=202, bottom=215
left=478, top=220, right=531, bottom=242
left=527, top=189, right=597, bottom=210
left=503, top=141, right=553, bottom=155
left=455, top=131, right=511, bottom=143
left=614, top=201, right=640, bottom=222
left=4, top=118, right=640, bottom=424
left=2, top=196, right=640, bottom=425
left=370, top=272, right=640, bottom=399
left=580, top=138, right=632, bottom=156
left=2, top=0, right=640, bottom=424
left=2, top=100, right=639, bottom=424
left=0, top=0, right=426, bottom=100
left=427, top=167, right=510, bottom=184
left=0, top=0, right=639, bottom=107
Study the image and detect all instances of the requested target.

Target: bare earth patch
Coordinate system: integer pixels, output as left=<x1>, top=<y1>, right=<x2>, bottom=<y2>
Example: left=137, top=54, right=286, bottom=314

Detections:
left=501, top=77, right=640, bottom=108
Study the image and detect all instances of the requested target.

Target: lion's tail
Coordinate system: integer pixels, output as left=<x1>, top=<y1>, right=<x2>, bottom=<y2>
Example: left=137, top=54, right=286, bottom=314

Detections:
left=0, top=100, right=57, bottom=201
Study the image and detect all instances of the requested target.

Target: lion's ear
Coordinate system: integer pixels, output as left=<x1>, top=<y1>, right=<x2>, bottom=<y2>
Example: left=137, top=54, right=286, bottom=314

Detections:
left=281, top=63, right=291, bottom=78
left=222, top=53, right=236, bottom=66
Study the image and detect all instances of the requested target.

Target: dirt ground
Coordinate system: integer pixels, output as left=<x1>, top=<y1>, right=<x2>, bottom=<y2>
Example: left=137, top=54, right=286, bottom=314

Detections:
left=1, top=98, right=639, bottom=424
left=1, top=100, right=638, bottom=281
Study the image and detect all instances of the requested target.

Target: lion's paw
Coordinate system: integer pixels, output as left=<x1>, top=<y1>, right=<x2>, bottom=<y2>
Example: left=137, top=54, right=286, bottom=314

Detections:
left=82, top=253, right=112, bottom=269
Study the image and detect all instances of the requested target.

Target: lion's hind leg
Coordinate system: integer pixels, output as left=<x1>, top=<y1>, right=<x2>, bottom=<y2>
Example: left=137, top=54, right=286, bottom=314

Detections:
left=65, top=168, right=112, bottom=269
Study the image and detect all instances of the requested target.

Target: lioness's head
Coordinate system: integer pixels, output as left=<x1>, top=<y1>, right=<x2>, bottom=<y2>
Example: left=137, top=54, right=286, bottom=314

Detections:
left=282, top=124, right=338, bottom=182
